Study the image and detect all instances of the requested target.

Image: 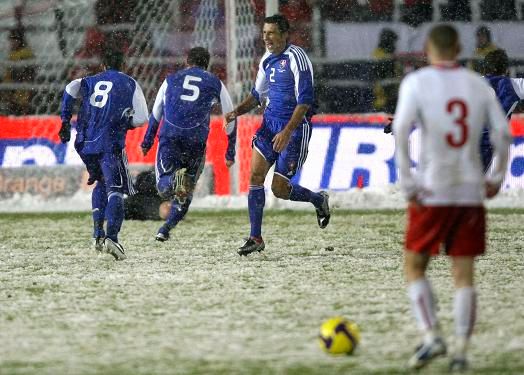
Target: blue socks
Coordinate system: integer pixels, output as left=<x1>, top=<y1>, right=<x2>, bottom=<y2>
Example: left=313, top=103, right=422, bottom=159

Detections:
left=92, top=181, right=107, bottom=238
left=165, top=194, right=193, bottom=230
left=105, top=192, right=124, bottom=242
left=248, top=185, right=265, bottom=238
left=289, top=184, right=324, bottom=208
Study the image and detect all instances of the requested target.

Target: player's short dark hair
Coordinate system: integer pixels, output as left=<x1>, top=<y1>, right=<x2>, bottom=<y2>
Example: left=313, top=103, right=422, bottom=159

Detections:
left=484, top=49, right=509, bottom=76
left=264, top=14, right=290, bottom=34
left=428, top=24, right=459, bottom=53
left=102, top=48, right=124, bottom=70
left=187, top=47, right=210, bottom=69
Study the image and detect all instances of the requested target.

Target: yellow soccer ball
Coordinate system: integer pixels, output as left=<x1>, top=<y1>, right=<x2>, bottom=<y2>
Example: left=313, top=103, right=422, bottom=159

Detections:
left=318, top=316, right=361, bottom=355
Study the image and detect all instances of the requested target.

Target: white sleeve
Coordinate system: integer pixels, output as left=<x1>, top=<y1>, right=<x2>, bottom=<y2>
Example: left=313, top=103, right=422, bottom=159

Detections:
left=219, top=81, right=237, bottom=135
left=393, top=75, right=419, bottom=199
left=65, top=79, right=81, bottom=98
left=252, top=55, right=269, bottom=103
left=511, top=78, right=524, bottom=99
left=131, top=81, right=149, bottom=127
left=151, top=80, right=167, bottom=122
left=219, top=81, right=234, bottom=114
left=485, top=84, right=512, bottom=186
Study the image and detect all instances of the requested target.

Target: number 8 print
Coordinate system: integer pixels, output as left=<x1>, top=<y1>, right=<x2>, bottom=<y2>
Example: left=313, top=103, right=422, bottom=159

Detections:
left=89, top=81, right=113, bottom=108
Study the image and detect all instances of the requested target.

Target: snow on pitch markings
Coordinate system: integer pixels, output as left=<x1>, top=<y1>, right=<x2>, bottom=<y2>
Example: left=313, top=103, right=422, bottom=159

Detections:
left=0, top=210, right=523, bottom=374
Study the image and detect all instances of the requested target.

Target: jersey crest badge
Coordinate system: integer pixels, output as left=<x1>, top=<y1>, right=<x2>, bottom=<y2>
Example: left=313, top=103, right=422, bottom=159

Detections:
left=278, top=59, right=287, bottom=72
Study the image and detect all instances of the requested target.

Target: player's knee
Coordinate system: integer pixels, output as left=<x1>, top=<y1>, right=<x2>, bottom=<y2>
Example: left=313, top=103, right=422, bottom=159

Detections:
left=250, top=172, right=265, bottom=186
left=271, top=180, right=290, bottom=199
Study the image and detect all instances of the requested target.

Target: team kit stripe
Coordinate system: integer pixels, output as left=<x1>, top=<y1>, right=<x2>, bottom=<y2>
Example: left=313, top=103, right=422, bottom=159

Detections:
left=290, top=46, right=310, bottom=71
left=289, top=48, right=305, bottom=71
left=297, top=119, right=310, bottom=170
left=121, top=150, right=135, bottom=195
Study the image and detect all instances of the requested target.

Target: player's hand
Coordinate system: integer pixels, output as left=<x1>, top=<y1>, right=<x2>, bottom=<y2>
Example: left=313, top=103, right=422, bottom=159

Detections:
left=224, top=110, right=237, bottom=124
left=485, top=181, right=501, bottom=198
left=384, top=116, right=394, bottom=134
left=272, top=129, right=292, bottom=153
left=225, top=159, right=234, bottom=168
left=58, top=121, right=71, bottom=143
left=407, top=188, right=431, bottom=209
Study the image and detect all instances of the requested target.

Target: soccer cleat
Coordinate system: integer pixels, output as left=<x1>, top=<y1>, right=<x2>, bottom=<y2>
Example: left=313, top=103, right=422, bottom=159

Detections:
left=238, top=237, right=265, bottom=256
left=449, top=357, right=468, bottom=373
left=316, top=191, right=331, bottom=229
left=174, top=168, right=188, bottom=204
left=155, top=226, right=170, bottom=242
left=103, top=238, right=127, bottom=261
left=407, top=337, right=447, bottom=370
left=93, top=237, right=104, bottom=252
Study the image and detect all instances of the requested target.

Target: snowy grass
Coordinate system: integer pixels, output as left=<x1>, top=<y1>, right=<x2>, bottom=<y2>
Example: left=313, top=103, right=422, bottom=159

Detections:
left=1, top=209, right=523, bottom=374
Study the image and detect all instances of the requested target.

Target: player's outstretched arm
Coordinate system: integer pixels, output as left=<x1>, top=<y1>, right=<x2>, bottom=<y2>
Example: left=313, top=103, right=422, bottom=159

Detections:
left=225, top=94, right=258, bottom=123
left=59, top=78, right=81, bottom=143
left=140, top=80, right=166, bottom=156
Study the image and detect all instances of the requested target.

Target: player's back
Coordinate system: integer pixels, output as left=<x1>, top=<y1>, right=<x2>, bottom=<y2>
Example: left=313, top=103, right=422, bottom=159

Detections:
left=76, top=70, right=137, bottom=154
left=160, top=66, right=221, bottom=140
left=406, top=65, right=501, bottom=201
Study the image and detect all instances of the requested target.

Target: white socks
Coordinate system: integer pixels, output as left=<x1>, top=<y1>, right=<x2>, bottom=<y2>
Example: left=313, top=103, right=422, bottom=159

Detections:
left=408, top=278, right=439, bottom=343
left=453, top=287, right=476, bottom=356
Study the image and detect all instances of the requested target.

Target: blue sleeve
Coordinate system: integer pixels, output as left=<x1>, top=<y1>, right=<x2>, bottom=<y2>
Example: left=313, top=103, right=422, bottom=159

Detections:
left=225, top=120, right=237, bottom=161
left=141, top=116, right=160, bottom=150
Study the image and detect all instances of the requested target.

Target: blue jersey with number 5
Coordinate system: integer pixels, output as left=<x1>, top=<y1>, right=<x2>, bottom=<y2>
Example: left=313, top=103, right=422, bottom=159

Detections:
left=142, top=66, right=235, bottom=148
left=61, top=69, right=149, bottom=155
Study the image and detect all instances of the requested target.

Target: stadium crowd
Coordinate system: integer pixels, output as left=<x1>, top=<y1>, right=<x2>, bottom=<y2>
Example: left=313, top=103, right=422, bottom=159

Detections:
left=0, top=0, right=523, bottom=116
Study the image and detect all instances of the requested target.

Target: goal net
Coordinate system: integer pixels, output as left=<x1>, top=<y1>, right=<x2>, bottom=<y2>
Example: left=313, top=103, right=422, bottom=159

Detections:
left=0, top=0, right=261, bottom=210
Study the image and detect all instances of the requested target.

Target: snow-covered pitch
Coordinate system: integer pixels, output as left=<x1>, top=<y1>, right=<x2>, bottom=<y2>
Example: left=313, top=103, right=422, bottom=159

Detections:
left=1, top=209, right=523, bottom=374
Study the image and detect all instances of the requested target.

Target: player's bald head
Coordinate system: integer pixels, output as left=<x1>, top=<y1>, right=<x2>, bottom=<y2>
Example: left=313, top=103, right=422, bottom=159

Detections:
left=427, top=24, right=460, bottom=60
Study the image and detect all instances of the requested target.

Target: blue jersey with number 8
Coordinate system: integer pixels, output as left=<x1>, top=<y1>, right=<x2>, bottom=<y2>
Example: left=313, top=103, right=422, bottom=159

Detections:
left=61, top=69, right=149, bottom=155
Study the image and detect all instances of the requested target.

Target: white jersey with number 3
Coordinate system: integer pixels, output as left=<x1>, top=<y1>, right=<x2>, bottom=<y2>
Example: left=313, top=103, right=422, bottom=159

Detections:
left=394, top=64, right=511, bottom=205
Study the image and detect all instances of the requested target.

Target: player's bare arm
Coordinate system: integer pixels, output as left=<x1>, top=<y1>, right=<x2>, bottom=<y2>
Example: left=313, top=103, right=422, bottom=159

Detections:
left=272, top=104, right=310, bottom=153
left=225, top=94, right=258, bottom=123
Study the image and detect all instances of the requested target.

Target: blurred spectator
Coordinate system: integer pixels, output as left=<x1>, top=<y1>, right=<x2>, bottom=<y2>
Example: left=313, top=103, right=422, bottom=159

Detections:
left=481, top=0, right=516, bottom=20
left=440, top=0, right=471, bottom=21
left=372, top=28, right=397, bottom=59
left=95, top=0, right=137, bottom=24
left=474, top=26, right=498, bottom=58
left=372, top=28, right=400, bottom=113
left=279, top=0, right=313, bottom=49
left=319, top=1, right=359, bottom=22
left=468, top=26, right=498, bottom=73
left=402, top=0, right=432, bottom=27
left=2, top=17, right=35, bottom=115
left=369, top=0, right=394, bottom=21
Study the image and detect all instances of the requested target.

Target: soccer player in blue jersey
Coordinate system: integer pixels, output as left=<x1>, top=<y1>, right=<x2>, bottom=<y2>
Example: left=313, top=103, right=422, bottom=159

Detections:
left=481, top=49, right=524, bottom=171
left=141, top=47, right=237, bottom=242
left=224, top=14, right=330, bottom=256
left=59, top=48, right=149, bottom=260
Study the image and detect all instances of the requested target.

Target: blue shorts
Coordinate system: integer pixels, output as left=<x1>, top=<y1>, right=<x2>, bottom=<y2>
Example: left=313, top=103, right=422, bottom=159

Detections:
left=78, top=149, right=135, bottom=195
left=253, top=116, right=312, bottom=180
left=155, top=136, right=206, bottom=186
